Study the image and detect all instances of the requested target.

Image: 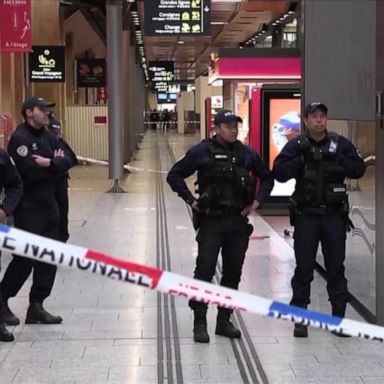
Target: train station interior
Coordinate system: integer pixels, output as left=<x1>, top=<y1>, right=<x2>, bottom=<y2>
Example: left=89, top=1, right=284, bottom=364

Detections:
left=0, top=0, right=383, bottom=383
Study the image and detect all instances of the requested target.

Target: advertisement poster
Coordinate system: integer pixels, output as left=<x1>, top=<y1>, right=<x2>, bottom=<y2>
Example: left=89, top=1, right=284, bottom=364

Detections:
left=77, top=59, right=106, bottom=88
left=269, top=99, right=301, bottom=169
left=269, top=98, right=301, bottom=197
left=0, top=0, right=31, bottom=52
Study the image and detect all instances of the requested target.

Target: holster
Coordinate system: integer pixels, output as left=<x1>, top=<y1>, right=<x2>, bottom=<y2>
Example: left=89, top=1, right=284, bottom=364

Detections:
left=340, top=200, right=354, bottom=233
left=192, top=210, right=202, bottom=231
left=289, top=199, right=298, bottom=226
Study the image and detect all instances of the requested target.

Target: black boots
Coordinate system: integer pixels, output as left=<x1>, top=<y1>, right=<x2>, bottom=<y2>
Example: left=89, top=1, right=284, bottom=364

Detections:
left=215, top=308, right=241, bottom=339
left=192, top=308, right=241, bottom=342
left=193, top=308, right=210, bottom=343
left=0, top=322, right=14, bottom=342
left=331, top=301, right=351, bottom=338
left=25, top=303, right=63, bottom=325
left=292, top=304, right=308, bottom=338
left=293, top=324, right=308, bottom=338
left=0, top=301, right=20, bottom=326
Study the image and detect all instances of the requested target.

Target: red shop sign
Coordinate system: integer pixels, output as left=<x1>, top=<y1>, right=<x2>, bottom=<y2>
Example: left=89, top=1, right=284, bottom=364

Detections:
left=0, top=0, right=32, bottom=53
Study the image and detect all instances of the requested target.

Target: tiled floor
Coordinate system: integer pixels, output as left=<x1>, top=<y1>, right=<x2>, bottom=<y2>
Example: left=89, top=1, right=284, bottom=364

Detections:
left=0, top=131, right=383, bottom=384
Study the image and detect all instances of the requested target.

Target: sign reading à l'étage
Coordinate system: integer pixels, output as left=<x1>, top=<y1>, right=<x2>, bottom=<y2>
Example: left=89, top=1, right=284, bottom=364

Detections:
left=144, top=0, right=211, bottom=36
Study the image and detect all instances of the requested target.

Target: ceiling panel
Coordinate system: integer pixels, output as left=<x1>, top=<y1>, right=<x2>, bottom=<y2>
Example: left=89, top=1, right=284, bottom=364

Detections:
left=138, top=0, right=298, bottom=82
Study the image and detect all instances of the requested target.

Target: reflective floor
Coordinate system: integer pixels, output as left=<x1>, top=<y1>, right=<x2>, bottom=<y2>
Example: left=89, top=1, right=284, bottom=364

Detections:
left=0, top=131, right=383, bottom=384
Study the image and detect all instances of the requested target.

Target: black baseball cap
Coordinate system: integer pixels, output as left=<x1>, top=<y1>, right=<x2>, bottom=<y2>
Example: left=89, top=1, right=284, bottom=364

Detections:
left=214, top=109, right=243, bottom=125
left=21, top=97, right=55, bottom=115
left=304, top=102, right=328, bottom=118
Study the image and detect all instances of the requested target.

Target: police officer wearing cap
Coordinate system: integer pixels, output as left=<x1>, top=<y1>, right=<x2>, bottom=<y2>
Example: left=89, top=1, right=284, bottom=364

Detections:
left=47, top=111, right=77, bottom=243
left=167, top=109, right=274, bottom=343
left=0, top=151, right=23, bottom=342
left=0, top=97, right=77, bottom=327
left=273, top=102, right=366, bottom=338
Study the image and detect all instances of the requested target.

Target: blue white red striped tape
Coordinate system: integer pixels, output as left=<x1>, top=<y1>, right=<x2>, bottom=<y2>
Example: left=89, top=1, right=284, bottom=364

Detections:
left=0, top=224, right=382, bottom=341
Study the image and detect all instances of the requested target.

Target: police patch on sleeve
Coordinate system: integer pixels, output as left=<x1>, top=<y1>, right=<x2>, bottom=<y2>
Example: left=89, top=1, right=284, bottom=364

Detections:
left=16, top=145, right=28, bottom=157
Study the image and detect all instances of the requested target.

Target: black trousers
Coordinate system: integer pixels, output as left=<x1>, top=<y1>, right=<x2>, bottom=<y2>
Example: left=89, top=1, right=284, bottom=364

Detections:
left=0, top=200, right=60, bottom=304
left=189, top=215, right=251, bottom=311
left=290, top=211, right=348, bottom=308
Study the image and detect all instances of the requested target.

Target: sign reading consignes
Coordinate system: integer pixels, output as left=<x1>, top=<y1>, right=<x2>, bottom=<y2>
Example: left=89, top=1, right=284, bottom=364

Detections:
left=144, top=0, right=211, bottom=36
left=29, top=46, right=65, bottom=82
left=76, top=59, right=106, bottom=88
left=0, top=0, right=32, bottom=52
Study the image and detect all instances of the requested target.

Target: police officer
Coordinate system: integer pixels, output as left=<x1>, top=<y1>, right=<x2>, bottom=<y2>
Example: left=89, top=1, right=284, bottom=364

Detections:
left=0, top=150, right=23, bottom=342
left=0, top=97, right=76, bottom=327
left=273, top=102, right=366, bottom=338
left=47, top=111, right=77, bottom=242
left=167, top=109, right=274, bottom=343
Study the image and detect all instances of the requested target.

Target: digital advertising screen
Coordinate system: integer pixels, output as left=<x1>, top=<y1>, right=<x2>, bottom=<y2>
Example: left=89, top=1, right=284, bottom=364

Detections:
left=261, top=88, right=301, bottom=201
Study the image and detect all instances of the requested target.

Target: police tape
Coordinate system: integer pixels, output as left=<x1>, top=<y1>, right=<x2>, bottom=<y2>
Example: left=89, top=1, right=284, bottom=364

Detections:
left=76, top=156, right=167, bottom=174
left=0, top=223, right=383, bottom=341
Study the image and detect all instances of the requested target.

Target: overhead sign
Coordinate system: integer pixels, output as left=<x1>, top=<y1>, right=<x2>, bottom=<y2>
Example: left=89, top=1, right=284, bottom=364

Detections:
left=149, top=61, right=174, bottom=92
left=76, top=59, right=106, bottom=88
left=149, top=61, right=174, bottom=82
left=154, top=82, right=169, bottom=92
left=157, top=93, right=177, bottom=103
left=144, top=0, right=211, bottom=36
left=0, top=0, right=32, bottom=52
left=29, top=46, right=65, bottom=82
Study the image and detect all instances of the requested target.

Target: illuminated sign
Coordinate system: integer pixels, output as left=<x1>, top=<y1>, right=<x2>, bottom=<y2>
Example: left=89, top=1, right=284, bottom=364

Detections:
left=149, top=61, right=174, bottom=92
left=29, top=45, right=65, bottom=82
left=157, top=93, right=178, bottom=103
left=144, top=0, right=211, bottom=36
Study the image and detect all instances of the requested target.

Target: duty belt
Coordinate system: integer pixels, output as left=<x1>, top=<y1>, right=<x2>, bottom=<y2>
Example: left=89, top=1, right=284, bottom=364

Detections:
left=300, top=205, right=341, bottom=215
left=205, top=207, right=243, bottom=217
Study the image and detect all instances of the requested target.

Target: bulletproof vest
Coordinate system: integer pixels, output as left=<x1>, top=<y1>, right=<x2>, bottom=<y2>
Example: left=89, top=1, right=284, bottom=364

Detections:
left=196, top=140, right=256, bottom=210
left=294, top=133, right=348, bottom=207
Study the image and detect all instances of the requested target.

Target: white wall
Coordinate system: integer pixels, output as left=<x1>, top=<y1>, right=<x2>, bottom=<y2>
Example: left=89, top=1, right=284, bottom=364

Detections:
left=177, top=91, right=195, bottom=134
left=195, top=76, right=223, bottom=139
left=147, top=92, right=157, bottom=110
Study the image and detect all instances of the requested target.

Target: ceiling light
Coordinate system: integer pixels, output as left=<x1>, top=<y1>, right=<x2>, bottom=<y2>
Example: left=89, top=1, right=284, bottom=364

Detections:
left=178, top=40, right=184, bottom=44
left=211, top=21, right=228, bottom=25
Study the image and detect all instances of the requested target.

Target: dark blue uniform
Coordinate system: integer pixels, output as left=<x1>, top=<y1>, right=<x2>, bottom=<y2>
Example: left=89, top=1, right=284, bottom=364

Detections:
left=0, top=122, right=76, bottom=305
left=48, top=115, right=78, bottom=242
left=273, top=131, right=365, bottom=316
left=0, top=149, right=23, bottom=341
left=167, top=138, right=274, bottom=312
left=0, top=149, right=23, bottom=218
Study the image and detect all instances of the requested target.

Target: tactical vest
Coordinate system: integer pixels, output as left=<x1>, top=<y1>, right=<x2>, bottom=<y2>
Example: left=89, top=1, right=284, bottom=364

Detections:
left=294, top=133, right=348, bottom=207
left=196, top=140, right=256, bottom=210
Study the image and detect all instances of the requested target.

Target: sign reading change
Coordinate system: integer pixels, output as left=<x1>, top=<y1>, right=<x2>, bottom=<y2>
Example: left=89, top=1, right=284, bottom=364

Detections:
left=144, top=0, right=211, bottom=36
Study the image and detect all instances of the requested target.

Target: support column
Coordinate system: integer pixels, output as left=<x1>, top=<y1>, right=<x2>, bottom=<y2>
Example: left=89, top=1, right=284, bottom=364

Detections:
left=272, top=25, right=283, bottom=47
left=122, top=29, right=132, bottom=163
left=106, top=0, right=124, bottom=191
left=375, top=0, right=384, bottom=325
